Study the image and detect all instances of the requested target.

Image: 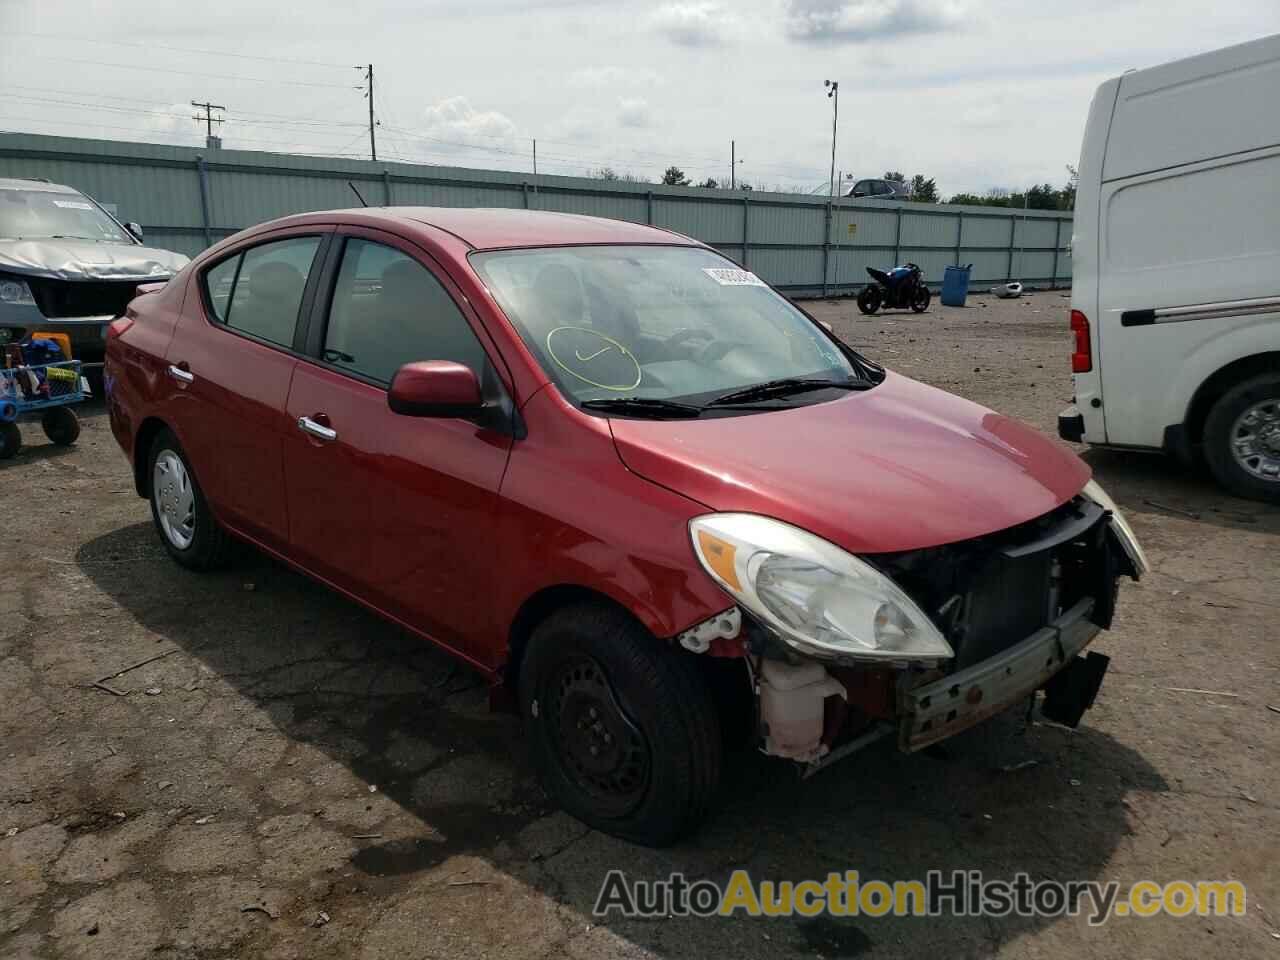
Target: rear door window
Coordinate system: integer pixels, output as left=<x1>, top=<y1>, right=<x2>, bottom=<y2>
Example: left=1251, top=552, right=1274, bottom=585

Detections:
left=202, top=236, right=322, bottom=348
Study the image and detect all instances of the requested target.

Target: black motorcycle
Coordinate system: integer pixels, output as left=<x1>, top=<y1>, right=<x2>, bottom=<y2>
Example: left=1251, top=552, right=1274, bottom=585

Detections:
left=856, top=263, right=931, bottom=315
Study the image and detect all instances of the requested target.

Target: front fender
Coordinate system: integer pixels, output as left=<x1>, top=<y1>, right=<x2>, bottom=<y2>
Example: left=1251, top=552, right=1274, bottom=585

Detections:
left=488, top=389, right=730, bottom=670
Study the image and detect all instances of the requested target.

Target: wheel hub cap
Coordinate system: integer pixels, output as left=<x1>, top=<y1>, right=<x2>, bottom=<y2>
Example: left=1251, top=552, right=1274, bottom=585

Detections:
left=153, top=451, right=196, bottom=549
left=1230, top=399, right=1280, bottom=482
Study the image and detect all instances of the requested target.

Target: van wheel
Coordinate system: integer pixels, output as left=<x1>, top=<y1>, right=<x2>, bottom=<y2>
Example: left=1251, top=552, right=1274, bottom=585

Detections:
left=147, top=429, right=232, bottom=569
left=1204, top=373, right=1280, bottom=503
left=519, top=603, right=721, bottom=846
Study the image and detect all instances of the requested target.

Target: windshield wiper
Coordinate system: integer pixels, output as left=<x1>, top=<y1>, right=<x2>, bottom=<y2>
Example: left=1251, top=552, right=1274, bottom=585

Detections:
left=580, top=397, right=703, bottom=419
left=47, top=235, right=104, bottom=241
left=707, top=377, right=872, bottom=407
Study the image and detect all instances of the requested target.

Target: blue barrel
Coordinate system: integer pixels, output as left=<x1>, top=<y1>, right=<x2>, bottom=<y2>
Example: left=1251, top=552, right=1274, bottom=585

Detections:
left=941, top=264, right=973, bottom=307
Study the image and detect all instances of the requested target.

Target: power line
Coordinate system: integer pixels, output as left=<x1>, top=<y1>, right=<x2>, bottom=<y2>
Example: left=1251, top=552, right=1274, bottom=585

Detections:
left=20, top=54, right=356, bottom=89
left=6, top=30, right=352, bottom=68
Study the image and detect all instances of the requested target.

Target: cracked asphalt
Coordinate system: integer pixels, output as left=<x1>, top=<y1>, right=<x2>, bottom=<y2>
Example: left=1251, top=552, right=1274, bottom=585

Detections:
left=1, top=291, right=1277, bottom=959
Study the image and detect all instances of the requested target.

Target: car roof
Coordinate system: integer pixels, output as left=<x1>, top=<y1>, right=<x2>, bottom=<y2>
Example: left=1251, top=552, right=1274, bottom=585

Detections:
left=0, top=177, right=79, bottom=194
left=272, top=207, right=699, bottom=251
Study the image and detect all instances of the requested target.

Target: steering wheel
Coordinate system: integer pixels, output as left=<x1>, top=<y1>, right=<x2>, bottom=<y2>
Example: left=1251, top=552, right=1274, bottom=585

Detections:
left=663, top=328, right=715, bottom=352
left=546, top=326, right=642, bottom=391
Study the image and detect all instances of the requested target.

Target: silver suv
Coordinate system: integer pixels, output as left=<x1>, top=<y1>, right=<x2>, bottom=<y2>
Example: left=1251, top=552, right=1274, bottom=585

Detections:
left=845, top=178, right=910, bottom=200
left=0, top=178, right=188, bottom=364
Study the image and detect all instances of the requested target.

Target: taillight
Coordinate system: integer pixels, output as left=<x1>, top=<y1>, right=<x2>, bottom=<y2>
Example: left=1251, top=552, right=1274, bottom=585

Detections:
left=1070, top=310, right=1091, bottom=373
left=106, top=316, right=134, bottom=343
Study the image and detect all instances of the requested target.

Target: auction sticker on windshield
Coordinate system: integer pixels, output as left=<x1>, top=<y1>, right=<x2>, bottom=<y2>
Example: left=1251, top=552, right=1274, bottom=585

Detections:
left=52, top=200, right=94, bottom=210
left=703, top=268, right=766, bottom=287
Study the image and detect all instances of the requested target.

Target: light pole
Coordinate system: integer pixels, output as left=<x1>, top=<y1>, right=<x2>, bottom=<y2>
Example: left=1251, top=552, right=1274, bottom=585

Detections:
left=824, top=80, right=839, bottom=198
left=730, top=139, right=744, bottom=189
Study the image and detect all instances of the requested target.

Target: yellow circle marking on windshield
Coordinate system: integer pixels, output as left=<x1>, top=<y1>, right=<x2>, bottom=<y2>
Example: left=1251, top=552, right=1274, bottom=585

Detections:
left=546, top=326, right=642, bottom=391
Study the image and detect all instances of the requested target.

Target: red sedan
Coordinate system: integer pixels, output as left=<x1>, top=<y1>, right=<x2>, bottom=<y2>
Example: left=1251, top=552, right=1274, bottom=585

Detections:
left=105, top=208, right=1147, bottom=845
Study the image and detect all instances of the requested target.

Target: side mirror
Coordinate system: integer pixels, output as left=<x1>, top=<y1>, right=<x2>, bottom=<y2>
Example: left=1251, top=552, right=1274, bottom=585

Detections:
left=388, top=361, right=483, bottom=418
left=125, top=221, right=144, bottom=243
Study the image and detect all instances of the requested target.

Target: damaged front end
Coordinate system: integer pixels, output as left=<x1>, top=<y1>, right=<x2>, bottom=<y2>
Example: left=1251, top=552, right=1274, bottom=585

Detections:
left=686, top=482, right=1146, bottom=775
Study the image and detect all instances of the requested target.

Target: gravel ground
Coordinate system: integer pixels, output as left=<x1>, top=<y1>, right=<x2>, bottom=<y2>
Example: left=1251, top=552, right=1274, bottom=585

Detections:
left=1, top=291, right=1277, bottom=959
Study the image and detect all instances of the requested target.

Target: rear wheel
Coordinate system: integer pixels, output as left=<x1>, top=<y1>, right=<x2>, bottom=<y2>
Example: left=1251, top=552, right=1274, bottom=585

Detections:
left=147, top=429, right=232, bottom=569
left=910, top=285, right=932, bottom=313
left=41, top=407, right=80, bottom=446
left=0, top=421, right=20, bottom=460
left=857, top=285, right=882, bottom=315
left=1204, top=373, right=1280, bottom=503
left=519, top=603, right=721, bottom=846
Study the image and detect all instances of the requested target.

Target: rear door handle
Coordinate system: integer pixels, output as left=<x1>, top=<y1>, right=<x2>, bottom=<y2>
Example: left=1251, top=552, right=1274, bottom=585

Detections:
left=167, top=364, right=194, bottom=383
left=297, top=416, right=337, bottom=442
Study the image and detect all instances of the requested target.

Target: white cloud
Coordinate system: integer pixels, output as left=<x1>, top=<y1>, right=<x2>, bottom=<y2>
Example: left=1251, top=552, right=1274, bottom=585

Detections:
left=616, top=97, right=651, bottom=128
left=420, top=95, right=519, bottom=142
left=785, top=0, right=967, bottom=44
left=650, top=2, right=726, bottom=47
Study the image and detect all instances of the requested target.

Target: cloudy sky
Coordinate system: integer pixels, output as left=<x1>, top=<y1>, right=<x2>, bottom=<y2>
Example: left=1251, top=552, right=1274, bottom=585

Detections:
left=1, top=0, right=1277, bottom=196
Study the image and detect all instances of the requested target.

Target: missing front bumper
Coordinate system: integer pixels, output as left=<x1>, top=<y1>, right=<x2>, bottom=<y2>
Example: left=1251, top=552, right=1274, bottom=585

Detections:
left=899, top=597, right=1101, bottom=751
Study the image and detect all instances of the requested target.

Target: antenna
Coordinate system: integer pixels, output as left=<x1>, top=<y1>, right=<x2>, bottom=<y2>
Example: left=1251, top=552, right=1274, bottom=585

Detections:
left=348, top=181, right=369, bottom=207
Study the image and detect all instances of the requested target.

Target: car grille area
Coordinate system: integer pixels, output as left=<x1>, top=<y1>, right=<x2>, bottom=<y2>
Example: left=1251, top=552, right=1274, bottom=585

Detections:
left=874, top=496, right=1111, bottom=669
left=26, top=277, right=141, bottom=319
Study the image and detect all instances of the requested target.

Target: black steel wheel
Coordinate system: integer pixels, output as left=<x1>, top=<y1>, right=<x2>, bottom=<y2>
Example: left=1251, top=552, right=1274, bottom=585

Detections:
left=519, top=602, right=721, bottom=846
left=548, top=655, right=651, bottom=818
left=857, top=285, right=882, bottom=315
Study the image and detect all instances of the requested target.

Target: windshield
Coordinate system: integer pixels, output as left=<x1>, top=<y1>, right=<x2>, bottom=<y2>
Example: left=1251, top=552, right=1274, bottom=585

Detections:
left=0, top=188, right=130, bottom=243
left=471, top=245, right=868, bottom=408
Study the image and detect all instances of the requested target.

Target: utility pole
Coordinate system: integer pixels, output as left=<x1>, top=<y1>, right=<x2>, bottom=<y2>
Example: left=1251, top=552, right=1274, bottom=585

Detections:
left=191, top=100, right=225, bottom=149
left=532, top=138, right=537, bottom=177
left=824, top=80, right=839, bottom=198
left=731, top=140, right=735, bottom=189
left=358, top=64, right=376, bottom=162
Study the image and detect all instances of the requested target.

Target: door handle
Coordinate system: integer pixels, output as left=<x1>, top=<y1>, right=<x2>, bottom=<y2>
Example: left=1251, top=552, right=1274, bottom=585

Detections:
left=297, top=416, right=337, bottom=442
left=167, top=364, right=194, bottom=384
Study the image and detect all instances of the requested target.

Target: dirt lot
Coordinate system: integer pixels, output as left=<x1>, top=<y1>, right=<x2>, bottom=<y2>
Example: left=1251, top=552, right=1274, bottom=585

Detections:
left=1, top=291, right=1277, bottom=959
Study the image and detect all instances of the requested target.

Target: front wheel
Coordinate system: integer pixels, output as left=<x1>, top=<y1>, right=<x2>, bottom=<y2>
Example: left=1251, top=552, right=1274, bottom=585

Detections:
left=910, top=285, right=931, bottom=313
left=857, top=285, right=882, bottom=315
left=1204, top=373, right=1280, bottom=503
left=148, top=429, right=233, bottom=569
left=519, top=603, right=721, bottom=846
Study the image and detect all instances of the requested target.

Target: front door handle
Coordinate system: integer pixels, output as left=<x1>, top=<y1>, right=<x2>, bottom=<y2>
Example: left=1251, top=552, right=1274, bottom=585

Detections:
left=297, top=416, right=337, bottom=442
left=167, top=364, right=194, bottom=384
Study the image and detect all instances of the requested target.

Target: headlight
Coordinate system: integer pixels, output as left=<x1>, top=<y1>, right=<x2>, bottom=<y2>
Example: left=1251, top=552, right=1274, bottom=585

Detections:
left=0, top=277, right=35, bottom=306
left=689, top=513, right=953, bottom=664
left=1082, top=479, right=1149, bottom=577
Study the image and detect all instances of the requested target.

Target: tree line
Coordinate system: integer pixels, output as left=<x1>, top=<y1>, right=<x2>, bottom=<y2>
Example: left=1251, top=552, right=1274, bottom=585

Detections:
left=586, top=165, right=1077, bottom=210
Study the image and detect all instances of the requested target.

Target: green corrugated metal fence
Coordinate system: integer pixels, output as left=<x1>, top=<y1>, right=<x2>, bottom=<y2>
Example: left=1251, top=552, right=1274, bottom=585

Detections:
left=0, top=132, right=1072, bottom=295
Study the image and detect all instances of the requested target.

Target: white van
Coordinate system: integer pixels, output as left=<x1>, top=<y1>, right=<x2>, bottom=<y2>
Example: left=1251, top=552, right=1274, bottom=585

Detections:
left=1059, top=33, right=1280, bottom=503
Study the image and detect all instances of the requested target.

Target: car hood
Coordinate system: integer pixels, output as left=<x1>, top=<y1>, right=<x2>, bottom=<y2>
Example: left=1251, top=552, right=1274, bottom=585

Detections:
left=0, top=238, right=189, bottom=281
left=608, top=372, right=1091, bottom=554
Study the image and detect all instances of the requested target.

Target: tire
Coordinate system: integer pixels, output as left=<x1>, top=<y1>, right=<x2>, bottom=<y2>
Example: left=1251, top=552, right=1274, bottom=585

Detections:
left=857, top=286, right=882, bottom=315
left=0, top=421, right=20, bottom=460
left=518, top=602, right=722, bottom=846
left=1203, top=373, right=1280, bottom=503
left=147, top=429, right=232, bottom=569
left=910, top=285, right=932, bottom=313
left=41, top=407, right=80, bottom=446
